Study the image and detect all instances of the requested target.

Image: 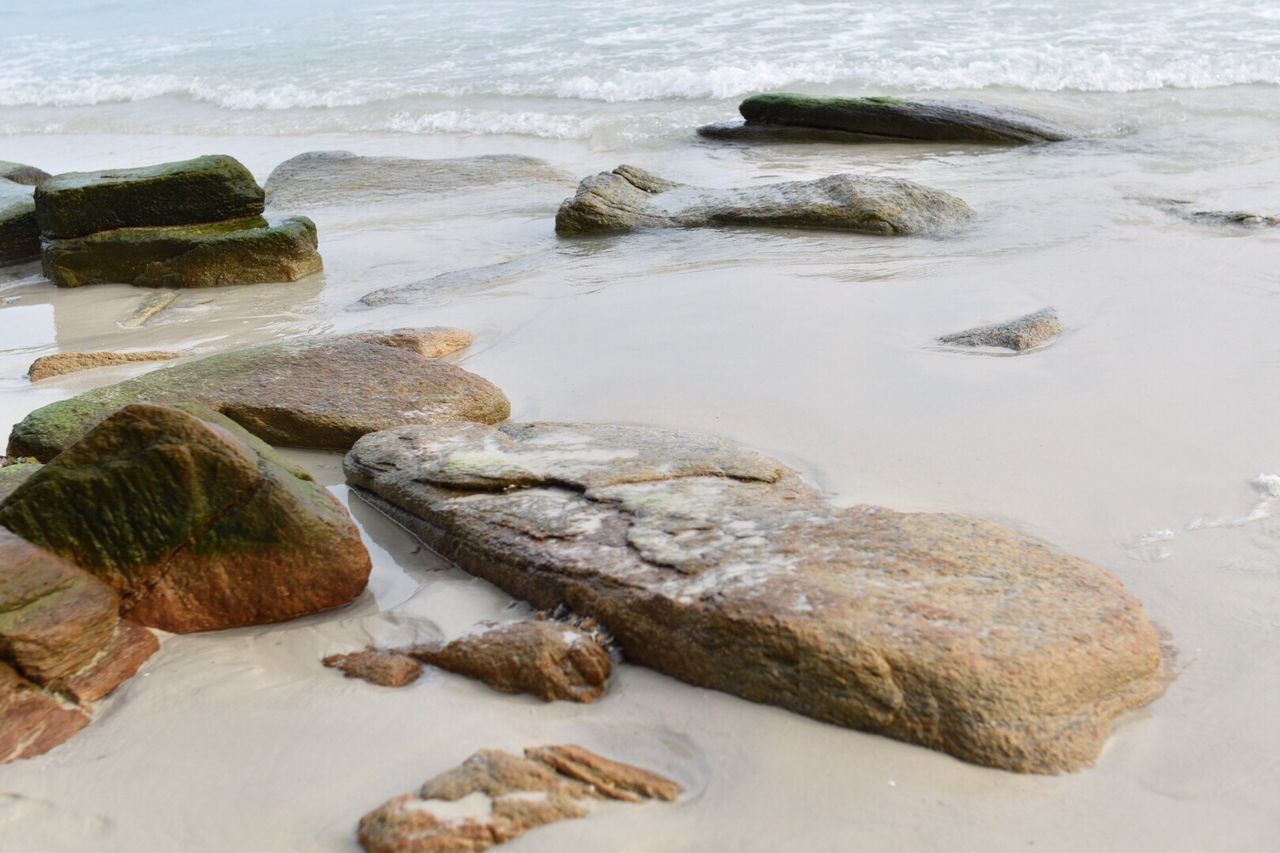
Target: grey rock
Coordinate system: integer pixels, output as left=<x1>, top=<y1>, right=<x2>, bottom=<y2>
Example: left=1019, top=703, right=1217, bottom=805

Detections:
left=938, top=308, right=1062, bottom=351
left=0, top=161, right=51, bottom=186
left=0, top=181, right=38, bottom=266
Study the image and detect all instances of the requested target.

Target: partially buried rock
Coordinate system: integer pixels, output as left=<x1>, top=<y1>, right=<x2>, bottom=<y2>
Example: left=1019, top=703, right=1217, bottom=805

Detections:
left=41, top=215, right=322, bottom=288
left=0, top=403, right=372, bottom=633
left=324, top=648, right=423, bottom=688
left=346, top=421, right=1168, bottom=773
left=0, top=529, right=158, bottom=762
left=7, top=328, right=507, bottom=461
left=698, top=94, right=1072, bottom=144
left=28, top=350, right=182, bottom=382
left=1149, top=198, right=1280, bottom=228
left=35, top=154, right=265, bottom=240
left=555, top=164, right=972, bottom=236
left=358, top=745, right=681, bottom=852
left=938, top=308, right=1062, bottom=352
left=0, top=179, right=39, bottom=266
left=0, top=161, right=51, bottom=186
left=410, top=621, right=612, bottom=702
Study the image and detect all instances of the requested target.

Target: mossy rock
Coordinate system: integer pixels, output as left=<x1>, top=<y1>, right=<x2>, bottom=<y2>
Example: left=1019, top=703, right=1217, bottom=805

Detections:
left=0, top=460, right=41, bottom=502
left=0, top=181, right=38, bottom=267
left=41, top=215, right=322, bottom=288
left=35, top=154, right=265, bottom=240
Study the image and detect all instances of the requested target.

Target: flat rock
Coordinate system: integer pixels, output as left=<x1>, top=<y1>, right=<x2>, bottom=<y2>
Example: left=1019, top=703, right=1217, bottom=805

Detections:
left=555, top=164, right=972, bottom=236
left=696, top=94, right=1073, bottom=144
left=28, top=351, right=182, bottom=382
left=264, top=151, right=573, bottom=210
left=41, top=215, right=322, bottom=288
left=35, top=154, right=265, bottom=240
left=410, top=621, right=612, bottom=702
left=346, top=421, right=1167, bottom=773
left=358, top=745, right=681, bottom=852
left=0, top=180, right=39, bottom=266
left=938, top=308, right=1062, bottom=351
left=7, top=329, right=507, bottom=461
left=120, top=290, right=177, bottom=328
left=0, top=403, right=372, bottom=633
left=0, top=161, right=51, bottom=186
left=324, top=648, right=423, bottom=687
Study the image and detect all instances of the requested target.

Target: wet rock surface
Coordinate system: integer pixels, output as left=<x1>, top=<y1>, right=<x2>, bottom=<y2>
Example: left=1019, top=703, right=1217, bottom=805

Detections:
left=698, top=94, right=1073, bottom=144
left=0, top=403, right=371, bottom=633
left=938, top=308, right=1062, bottom=351
left=1149, top=198, right=1280, bottom=228
left=357, top=744, right=681, bottom=852
left=0, top=161, right=51, bottom=186
left=0, top=180, right=39, bottom=266
left=28, top=351, right=182, bottom=382
left=324, top=648, right=423, bottom=688
left=346, top=421, right=1168, bottom=773
left=7, top=329, right=508, bottom=461
left=555, top=164, right=973, bottom=236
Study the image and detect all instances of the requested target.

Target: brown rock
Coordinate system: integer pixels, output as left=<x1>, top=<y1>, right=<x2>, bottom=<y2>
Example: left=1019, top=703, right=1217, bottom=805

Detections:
left=358, top=745, right=681, bottom=852
left=324, top=648, right=423, bottom=687
left=411, top=621, right=611, bottom=703
left=346, top=421, right=1168, bottom=774
left=352, top=327, right=475, bottom=359
left=55, top=621, right=159, bottom=704
left=28, top=351, right=182, bottom=382
left=0, top=663, right=90, bottom=763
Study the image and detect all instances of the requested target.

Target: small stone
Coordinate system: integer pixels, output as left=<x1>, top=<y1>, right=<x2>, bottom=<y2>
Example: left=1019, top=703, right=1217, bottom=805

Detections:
left=28, top=351, right=182, bottom=382
left=938, top=308, right=1062, bottom=351
left=323, top=648, right=423, bottom=687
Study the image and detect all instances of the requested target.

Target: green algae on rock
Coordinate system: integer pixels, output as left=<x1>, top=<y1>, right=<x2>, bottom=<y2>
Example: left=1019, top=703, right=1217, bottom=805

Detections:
left=34, top=154, right=265, bottom=240
left=0, top=403, right=371, bottom=634
left=7, top=329, right=507, bottom=461
left=41, top=215, right=322, bottom=288
left=0, top=180, right=39, bottom=266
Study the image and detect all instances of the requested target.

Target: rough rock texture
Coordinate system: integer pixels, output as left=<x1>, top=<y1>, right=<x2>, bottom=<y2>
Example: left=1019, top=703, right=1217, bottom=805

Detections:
left=7, top=330, right=507, bottom=461
left=410, top=621, right=611, bottom=702
left=0, top=161, right=51, bottom=186
left=0, top=529, right=158, bottom=763
left=358, top=745, right=681, bottom=852
left=696, top=94, right=1073, bottom=144
left=0, top=460, right=40, bottom=502
left=324, top=648, right=423, bottom=687
left=1150, top=198, right=1280, bottom=228
left=938, top=308, right=1062, bottom=352
left=41, top=215, right=322, bottom=288
left=34, top=155, right=265, bottom=240
left=555, top=165, right=972, bottom=236
left=28, top=351, right=182, bottom=382
left=120, top=290, right=177, bottom=328
left=264, top=151, right=573, bottom=209
left=350, top=327, right=475, bottom=359
left=0, top=180, right=39, bottom=266
left=0, top=403, right=371, bottom=633
left=346, top=421, right=1168, bottom=774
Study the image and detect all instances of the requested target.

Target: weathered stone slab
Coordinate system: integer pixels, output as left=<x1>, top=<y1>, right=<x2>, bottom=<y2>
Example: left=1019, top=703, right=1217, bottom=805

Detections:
left=324, top=648, right=423, bottom=687
left=28, top=351, right=182, bottom=382
left=346, top=421, right=1167, bottom=773
left=0, top=180, right=39, bottom=266
left=7, top=329, right=507, bottom=461
left=35, top=155, right=265, bottom=240
left=938, top=308, right=1062, bottom=352
left=555, top=165, right=972, bottom=236
left=41, top=215, right=322, bottom=288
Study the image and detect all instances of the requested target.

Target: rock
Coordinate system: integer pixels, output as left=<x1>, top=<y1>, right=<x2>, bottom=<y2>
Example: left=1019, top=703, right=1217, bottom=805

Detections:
left=697, top=94, right=1073, bottom=144
left=324, top=648, right=422, bottom=687
left=938, top=308, right=1062, bottom=352
left=41, top=215, right=322, bottom=288
left=349, top=327, right=474, bottom=359
left=357, top=255, right=549, bottom=308
left=34, top=155, right=265, bottom=240
left=0, top=459, right=40, bottom=502
left=358, top=745, right=681, bottom=852
left=555, top=165, right=972, bottom=236
left=120, top=290, right=177, bottom=328
left=28, top=351, right=182, bottom=382
left=1148, top=198, right=1280, bottom=228
left=0, top=403, right=372, bottom=633
left=264, top=151, right=573, bottom=210
left=410, top=621, right=611, bottom=702
left=346, top=421, right=1168, bottom=774
left=0, top=180, right=39, bottom=266
left=0, top=529, right=158, bottom=762
left=0, top=161, right=51, bottom=186
left=7, top=330, right=508, bottom=461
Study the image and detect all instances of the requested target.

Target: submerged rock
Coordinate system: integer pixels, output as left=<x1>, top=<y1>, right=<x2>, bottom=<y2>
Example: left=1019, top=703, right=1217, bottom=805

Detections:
left=324, top=648, right=423, bottom=688
left=0, top=180, right=39, bottom=266
left=41, top=215, right=322, bottom=288
left=0, top=161, right=51, bottom=186
left=410, top=621, right=612, bottom=703
left=264, top=151, right=573, bottom=209
left=358, top=745, right=681, bottom=852
left=28, top=351, right=182, bottom=382
left=698, top=94, right=1072, bottom=144
left=938, top=308, right=1062, bottom=352
left=346, top=421, right=1168, bottom=773
left=1147, top=198, right=1280, bottom=228
left=7, top=329, right=507, bottom=461
left=119, top=290, right=177, bottom=328
left=35, top=155, right=265, bottom=240
left=0, top=403, right=371, bottom=633
left=555, top=165, right=972, bottom=236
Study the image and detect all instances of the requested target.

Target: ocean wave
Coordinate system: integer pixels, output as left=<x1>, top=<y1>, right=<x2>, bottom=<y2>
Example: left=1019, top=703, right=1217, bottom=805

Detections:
left=374, top=110, right=596, bottom=139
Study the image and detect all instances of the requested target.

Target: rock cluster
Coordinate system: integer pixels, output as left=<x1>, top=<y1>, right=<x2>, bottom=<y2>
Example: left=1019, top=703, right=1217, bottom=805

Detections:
left=33, top=155, right=322, bottom=288
left=358, top=745, right=681, bottom=852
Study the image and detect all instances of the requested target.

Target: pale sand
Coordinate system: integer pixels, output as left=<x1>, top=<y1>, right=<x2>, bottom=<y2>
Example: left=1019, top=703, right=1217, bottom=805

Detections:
left=0, top=117, right=1278, bottom=851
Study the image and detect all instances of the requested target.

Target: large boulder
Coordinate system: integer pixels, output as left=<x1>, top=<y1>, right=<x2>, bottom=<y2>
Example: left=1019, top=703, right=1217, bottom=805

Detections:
left=698, top=94, right=1073, bottom=144
left=34, top=155, right=265, bottom=240
left=346, top=422, right=1168, bottom=774
left=555, top=165, right=972, bottom=236
left=0, top=529, right=158, bottom=762
left=41, top=215, right=322, bottom=288
left=7, top=328, right=507, bottom=461
left=0, top=403, right=372, bottom=633
left=0, top=161, right=51, bottom=186
left=0, top=180, right=39, bottom=266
